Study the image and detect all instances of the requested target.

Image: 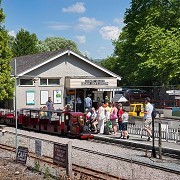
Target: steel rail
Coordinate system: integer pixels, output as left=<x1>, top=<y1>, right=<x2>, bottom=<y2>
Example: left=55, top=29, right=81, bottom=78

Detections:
left=1, top=130, right=180, bottom=175
left=0, top=143, right=121, bottom=180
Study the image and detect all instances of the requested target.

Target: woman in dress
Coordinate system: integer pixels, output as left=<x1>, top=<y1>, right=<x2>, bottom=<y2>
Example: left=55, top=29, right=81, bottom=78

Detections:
left=97, top=102, right=106, bottom=134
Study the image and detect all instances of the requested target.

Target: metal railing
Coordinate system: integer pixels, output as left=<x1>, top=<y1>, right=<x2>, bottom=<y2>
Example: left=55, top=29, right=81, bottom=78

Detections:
left=127, top=122, right=180, bottom=143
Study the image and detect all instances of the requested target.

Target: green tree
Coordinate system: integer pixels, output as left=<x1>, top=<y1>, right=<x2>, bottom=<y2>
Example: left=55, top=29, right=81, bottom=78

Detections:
left=0, top=0, right=14, bottom=101
left=11, top=28, right=39, bottom=57
left=37, top=37, right=81, bottom=54
left=100, top=56, right=119, bottom=74
left=113, top=0, right=180, bottom=86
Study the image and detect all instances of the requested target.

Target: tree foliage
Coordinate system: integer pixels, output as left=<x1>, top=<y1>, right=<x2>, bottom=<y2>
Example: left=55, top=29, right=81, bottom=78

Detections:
left=37, top=37, right=81, bottom=55
left=106, top=0, right=180, bottom=86
left=11, top=28, right=39, bottom=57
left=0, top=0, right=14, bottom=101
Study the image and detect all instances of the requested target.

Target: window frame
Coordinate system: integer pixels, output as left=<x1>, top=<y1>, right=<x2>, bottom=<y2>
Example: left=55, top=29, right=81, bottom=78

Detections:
left=40, top=78, right=60, bottom=86
left=19, top=79, right=34, bottom=86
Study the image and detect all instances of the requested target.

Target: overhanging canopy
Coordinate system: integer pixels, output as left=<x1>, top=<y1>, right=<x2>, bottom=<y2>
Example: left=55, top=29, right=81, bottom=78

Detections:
left=111, top=94, right=128, bottom=102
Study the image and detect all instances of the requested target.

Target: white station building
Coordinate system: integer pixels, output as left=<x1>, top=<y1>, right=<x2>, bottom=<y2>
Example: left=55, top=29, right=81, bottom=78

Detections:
left=11, top=49, right=122, bottom=111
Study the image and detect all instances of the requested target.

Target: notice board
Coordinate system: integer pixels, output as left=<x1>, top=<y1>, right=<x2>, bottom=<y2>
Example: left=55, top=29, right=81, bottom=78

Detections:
left=53, top=143, right=66, bottom=167
left=16, top=146, right=28, bottom=164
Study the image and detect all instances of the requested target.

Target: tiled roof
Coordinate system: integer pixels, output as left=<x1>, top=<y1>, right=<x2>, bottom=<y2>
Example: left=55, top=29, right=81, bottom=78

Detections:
left=10, top=49, right=121, bottom=80
left=11, top=49, right=66, bottom=75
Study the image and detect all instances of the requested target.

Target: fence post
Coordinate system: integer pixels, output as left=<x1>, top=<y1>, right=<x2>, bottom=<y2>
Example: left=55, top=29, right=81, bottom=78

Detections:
left=66, top=141, right=72, bottom=179
left=151, top=115, right=156, bottom=158
left=158, top=122, right=162, bottom=159
left=165, top=124, right=168, bottom=142
left=176, top=128, right=179, bottom=143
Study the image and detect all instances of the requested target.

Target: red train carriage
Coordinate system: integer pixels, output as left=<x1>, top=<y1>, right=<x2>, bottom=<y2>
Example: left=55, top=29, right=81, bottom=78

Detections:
left=39, top=109, right=63, bottom=135
left=17, top=108, right=93, bottom=139
left=19, top=108, right=63, bottom=134
left=0, top=110, right=15, bottom=126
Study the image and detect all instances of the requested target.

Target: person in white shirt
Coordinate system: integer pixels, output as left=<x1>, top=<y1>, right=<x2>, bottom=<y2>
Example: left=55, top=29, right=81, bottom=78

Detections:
left=97, top=103, right=106, bottom=134
left=84, top=95, right=92, bottom=110
left=121, top=108, right=129, bottom=139
left=143, top=97, right=153, bottom=141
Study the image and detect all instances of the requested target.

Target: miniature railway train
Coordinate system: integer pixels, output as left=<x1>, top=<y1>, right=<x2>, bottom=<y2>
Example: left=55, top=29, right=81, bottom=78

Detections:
left=0, top=108, right=94, bottom=139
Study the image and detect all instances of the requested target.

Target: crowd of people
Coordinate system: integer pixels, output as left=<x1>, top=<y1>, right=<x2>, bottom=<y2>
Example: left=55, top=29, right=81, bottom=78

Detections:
left=39, top=96, right=154, bottom=141
left=85, top=102, right=130, bottom=139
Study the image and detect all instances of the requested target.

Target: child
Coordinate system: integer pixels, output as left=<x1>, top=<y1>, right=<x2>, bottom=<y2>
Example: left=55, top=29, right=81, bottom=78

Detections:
left=121, top=108, right=129, bottom=139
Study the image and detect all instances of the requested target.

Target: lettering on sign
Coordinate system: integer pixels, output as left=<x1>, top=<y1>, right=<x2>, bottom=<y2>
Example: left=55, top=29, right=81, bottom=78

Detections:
left=81, top=80, right=108, bottom=86
left=16, top=146, right=28, bottom=164
left=53, top=144, right=66, bottom=167
left=35, top=140, right=42, bottom=156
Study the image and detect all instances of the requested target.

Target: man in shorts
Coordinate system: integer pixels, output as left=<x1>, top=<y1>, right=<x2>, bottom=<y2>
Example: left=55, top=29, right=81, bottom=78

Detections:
left=143, top=97, right=153, bottom=141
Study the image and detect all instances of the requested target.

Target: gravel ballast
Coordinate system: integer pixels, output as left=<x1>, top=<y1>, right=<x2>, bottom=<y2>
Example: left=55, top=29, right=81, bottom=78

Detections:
left=0, top=127, right=180, bottom=179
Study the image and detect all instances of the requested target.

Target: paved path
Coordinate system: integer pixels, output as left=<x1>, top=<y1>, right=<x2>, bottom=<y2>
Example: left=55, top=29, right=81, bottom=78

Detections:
left=94, top=132, right=180, bottom=156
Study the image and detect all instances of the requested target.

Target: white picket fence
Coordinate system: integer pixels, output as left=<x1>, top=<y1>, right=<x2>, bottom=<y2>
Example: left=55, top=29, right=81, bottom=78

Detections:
left=127, top=120, right=180, bottom=143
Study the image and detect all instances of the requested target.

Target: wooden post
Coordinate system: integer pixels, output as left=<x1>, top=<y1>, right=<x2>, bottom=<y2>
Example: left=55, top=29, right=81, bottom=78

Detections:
left=66, top=141, right=72, bottom=178
left=158, top=122, right=162, bottom=159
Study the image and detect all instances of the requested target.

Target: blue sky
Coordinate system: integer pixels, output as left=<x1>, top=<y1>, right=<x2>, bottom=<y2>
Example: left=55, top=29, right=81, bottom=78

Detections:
left=2, top=0, right=131, bottom=59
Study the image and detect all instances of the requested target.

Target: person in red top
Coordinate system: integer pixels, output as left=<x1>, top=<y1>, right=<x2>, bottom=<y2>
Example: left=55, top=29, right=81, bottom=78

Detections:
left=117, top=103, right=123, bottom=137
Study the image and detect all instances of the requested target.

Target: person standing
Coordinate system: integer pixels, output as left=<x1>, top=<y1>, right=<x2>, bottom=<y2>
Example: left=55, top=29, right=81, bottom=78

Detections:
left=143, top=97, right=153, bottom=141
left=110, top=103, right=118, bottom=134
left=97, top=103, right=106, bottom=134
left=76, top=95, right=82, bottom=112
left=84, top=95, right=92, bottom=110
left=105, top=102, right=112, bottom=121
left=46, top=97, right=54, bottom=120
left=121, top=108, right=129, bottom=139
left=117, top=103, right=123, bottom=137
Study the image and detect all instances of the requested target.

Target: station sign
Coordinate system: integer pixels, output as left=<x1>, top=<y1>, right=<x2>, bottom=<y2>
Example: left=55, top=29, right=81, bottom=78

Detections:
left=66, top=77, right=117, bottom=88
left=16, top=146, right=28, bottom=164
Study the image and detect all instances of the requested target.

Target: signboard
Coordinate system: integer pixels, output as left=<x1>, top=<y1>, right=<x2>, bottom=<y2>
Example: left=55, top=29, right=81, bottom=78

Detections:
left=40, top=90, right=49, bottom=105
left=26, top=91, right=35, bottom=105
left=166, top=90, right=180, bottom=95
left=35, top=140, right=42, bottom=156
left=53, top=143, right=66, bottom=167
left=81, top=80, right=108, bottom=85
left=66, top=77, right=117, bottom=88
left=175, top=96, right=180, bottom=99
left=54, top=90, right=62, bottom=104
left=16, top=146, right=28, bottom=164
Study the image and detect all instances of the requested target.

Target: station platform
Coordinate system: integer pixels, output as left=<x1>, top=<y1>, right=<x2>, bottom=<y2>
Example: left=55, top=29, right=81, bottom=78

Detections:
left=94, top=132, right=180, bottom=157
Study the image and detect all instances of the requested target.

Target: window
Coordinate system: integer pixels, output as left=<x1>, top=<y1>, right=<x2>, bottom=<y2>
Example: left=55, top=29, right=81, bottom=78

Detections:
left=40, top=79, right=47, bottom=85
left=48, top=79, right=60, bottom=85
left=20, top=79, right=33, bottom=85
left=40, top=78, right=60, bottom=86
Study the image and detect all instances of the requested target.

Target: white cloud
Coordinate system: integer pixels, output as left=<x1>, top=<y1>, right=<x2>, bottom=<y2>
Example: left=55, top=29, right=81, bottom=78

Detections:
left=46, top=22, right=70, bottom=30
left=99, top=26, right=121, bottom=40
left=8, top=30, right=16, bottom=37
left=75, top=35, right=86, bottom=44
left=113, top=18, right=124, bottom=24
left=77, top=17, right=103, bottom=31
left=62, top=2, right=86, bottom=13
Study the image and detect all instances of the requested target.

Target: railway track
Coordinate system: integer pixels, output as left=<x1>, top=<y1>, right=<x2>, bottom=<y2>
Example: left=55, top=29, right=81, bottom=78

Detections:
left=73, top=145, right=180, bottom=175
left=0, top=143, right=121, bottom=179
left=0, top=128, right=180, bottom=178
left=91, top=138, right=180, bottom=160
